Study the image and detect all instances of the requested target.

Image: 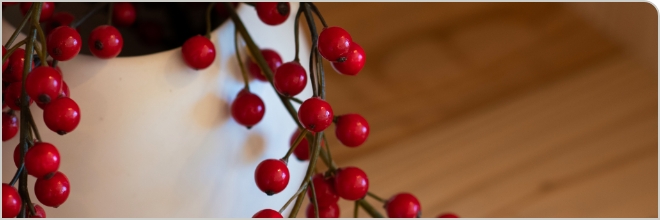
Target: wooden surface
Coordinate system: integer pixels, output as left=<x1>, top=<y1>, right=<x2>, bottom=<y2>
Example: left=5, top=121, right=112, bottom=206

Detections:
left=299, top=2, right=657, bottom=218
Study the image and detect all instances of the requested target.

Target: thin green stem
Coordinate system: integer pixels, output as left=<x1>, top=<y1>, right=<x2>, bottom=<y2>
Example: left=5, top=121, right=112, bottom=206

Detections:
left=71, top=2, right=109, bottom=28
left=281, top=129, right=308, bottom=163
left=353, top=201, right=359, bottom=218
left=279, top=183, right=308, bottom=213
left=2, top=39, right=27, bottom=64
left=234, top=29, right=250, bottom=92
left=310, top=177, right=320, bottom=218
left=302, top=3, right=324, bottom=99
left=308, top=45, right=318, bottom=97
left=288, top=132, right=323, bottom=217
left=9, top=164, right=24, bottom=186
left=290, top=97, right=303, bottom=104
left=51, top=60, right=58, bottom=68
left=205, top=2, right=217, bottom=38
left=357, top=199, right=384, bottom=218
left=321, top=135, right=337, bottom=170
left=4, top=3, right=35, bottom=48
left=293, top=7, right=303, bottom=62
left=309, top=3, right=328, bottom=28
left=367, top=191, right=386, bottom=203
left=107, top=3, right=114, bottom=25
left=32, top=43, right=46, bottom=67
left=26, top=110, right=41, bottom=142
left=32, top=17, right=47, bottom=63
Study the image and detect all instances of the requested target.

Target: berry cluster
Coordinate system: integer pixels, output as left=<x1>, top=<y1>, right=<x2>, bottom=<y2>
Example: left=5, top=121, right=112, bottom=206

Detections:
left=2, top=2, right=132, bottom=218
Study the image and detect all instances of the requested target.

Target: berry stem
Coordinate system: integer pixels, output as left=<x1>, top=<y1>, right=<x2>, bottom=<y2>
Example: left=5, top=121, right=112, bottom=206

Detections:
left=288, top=132, right=323, bottom=217
left=234, top=29, right=250, bottom=92
left=3, top=3, right=35, bottom=48
left=302, top=3, right=320, bottom=98
left=354, top=201, right=359, bottom=218
left=308, top=3, right=328, bottom=28
left=309, top=178, right=320, bottom=218
left=289, top=97, right=303, bottom=104
left=71, top=2, right=110, bottom=29
left=357, top=199, right=384, bottom=218
left=224, top=2, right=303, bottom=129
left=205, top=2, right=216, bottom=38
left=26, top=108, right=41, bottom=142
left=281, top=129, right=308, bottom=163
left=107, top=2, right=114, bottom=25
left=292, top=7, right=303, bottom=62
left=321, top=135, right=337, bottom=170
left=32, top=43, right=47, bottom=68
left=367, top=191, right=386, bottom=203
left=31, top=17, right=48, bottom=65
left=279, top=182, right=308, bottom=213
left=9, top=164, right=24, bottom=186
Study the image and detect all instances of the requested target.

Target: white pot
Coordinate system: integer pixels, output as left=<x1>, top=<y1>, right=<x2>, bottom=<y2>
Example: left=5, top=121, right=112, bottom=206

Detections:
left=2, top=3, right=311, bottom=217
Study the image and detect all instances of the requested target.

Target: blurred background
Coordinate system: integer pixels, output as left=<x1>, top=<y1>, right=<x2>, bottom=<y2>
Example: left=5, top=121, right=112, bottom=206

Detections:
left=304, top=2, right=657, bottom=218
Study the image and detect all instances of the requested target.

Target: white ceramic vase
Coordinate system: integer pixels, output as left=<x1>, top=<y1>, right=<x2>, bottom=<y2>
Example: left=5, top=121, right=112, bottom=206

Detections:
left=2, top=3, right=311, bottom=217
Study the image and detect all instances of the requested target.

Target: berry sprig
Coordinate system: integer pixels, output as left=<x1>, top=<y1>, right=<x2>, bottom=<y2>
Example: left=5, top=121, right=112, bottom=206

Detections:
left=2, top=2, right=131, bottom=217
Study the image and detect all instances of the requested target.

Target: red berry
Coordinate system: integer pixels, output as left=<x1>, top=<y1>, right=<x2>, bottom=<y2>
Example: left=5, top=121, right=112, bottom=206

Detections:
left=112, top=2, right=136, bottom=27
left=318, top=27, right=353, bottom=62
left=274, top=61, right=307, bottom=97
left=254, top=159, right=289, bottom=195
left=43, top=97, right=81, bottom=135
left=306, top=202, right=340, bottom=218
left=330, top=43, right=366, bottom=76
left=20, top=2, right=55, bottom=22
left=255, top=2, right=290, bottom=26
left=252, top=209, right=282, bottom=218
left=385, top=193, right=421, bottom=218
left=247, top=49, right=282, bottom=81
left=231, top=89, right=265, bottom=128
left=27, top=203, right=46, bottom=218
left=298, top=97, right=333, bottom=132
left=181, top=35, right=216, bottom=70
left=438, top=213, right=459, bottom=218
left=2, top=111, right=18, bottom=141
left=26, top=66, right=63, bottom=106
left=45, top=12, right=75, bottom=36
left=290, top=129, right=311, bottom=161
left=307, top=174, right=339, bottom=207
left=5, top=82, right=34, bottom=110
left=59, top=81, right=70, bottom=98
left=2, top=183, right=21, bottom=218
left=34, top=171, right=70, bottom=208
left=4, top=48, right=34, bottom=82
left=334, top=166, right=368, bottom=201
left=47, top=26, right=82, bottom=61
left=2, top=46, right=7, bottom=72
left=25, top=142, right=60, bottom=178
left=88, top=25, right=123, bottom=59
left=334, top=114, right=370, bottom=147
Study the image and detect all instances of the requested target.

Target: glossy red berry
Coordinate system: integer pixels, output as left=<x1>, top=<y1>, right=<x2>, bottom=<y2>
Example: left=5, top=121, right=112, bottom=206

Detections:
left=274, top=61, right=307, bottom=97
left=298, top=97, right=333, bottom=132
left=45, top=12, right=75, bottom=35
left=2, top=46, right=7, bottom=72
left=290, top=129, right=311, bottom=161
left=335, top=114, right=370, bottom=147
left=307, top=174, right=339, bottom=207
left=254, top=159, right=289, bottom=195
left=438, top=213, right=459, bottom=218
left=2, top=184, right=21, bottom=218
left=27, top=203, right=46, bottom=218
left=4, top=48, right=34, bottom=82
left=25, top=142, right=60, bottom=178
left=181, top=35, right=216, bottom=70
left=20, top=2, right=55, bottom=22
left=47, top=26, right=82, bottom=61
left=112, top=2, right=136, bottom=27
left=230, top=89, right=265, bottom=128
left=247, top=49, right=282, bottom=81
left=385, top=193, right=421, bottom=218
left=34, top=171, right=70, bottom=208
left=252, top=209, right=283, bottom=218
left=26, top=66, right=63, bottom=106
left=5, top=82, right=33, bottom=110
left=255, top=2, right=290, bottom=26
left=334, top=166, right=369, bottom=201
left=59, top=81, right=70, bottom=98
left=306, top=202, right=340, bottom=218
left=2, top=111, right=18, bottom=141
left=43, top=97, right=81, bottom=135
left=88, top=25, right=123, bottom=59
left=330, top=43, right=366, bottom=76
left=318, top=27, right=352, bottom=62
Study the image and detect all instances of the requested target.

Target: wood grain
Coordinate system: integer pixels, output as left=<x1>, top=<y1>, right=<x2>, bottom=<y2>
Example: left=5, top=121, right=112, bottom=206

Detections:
left=297, top=2, right=658, bottom=217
